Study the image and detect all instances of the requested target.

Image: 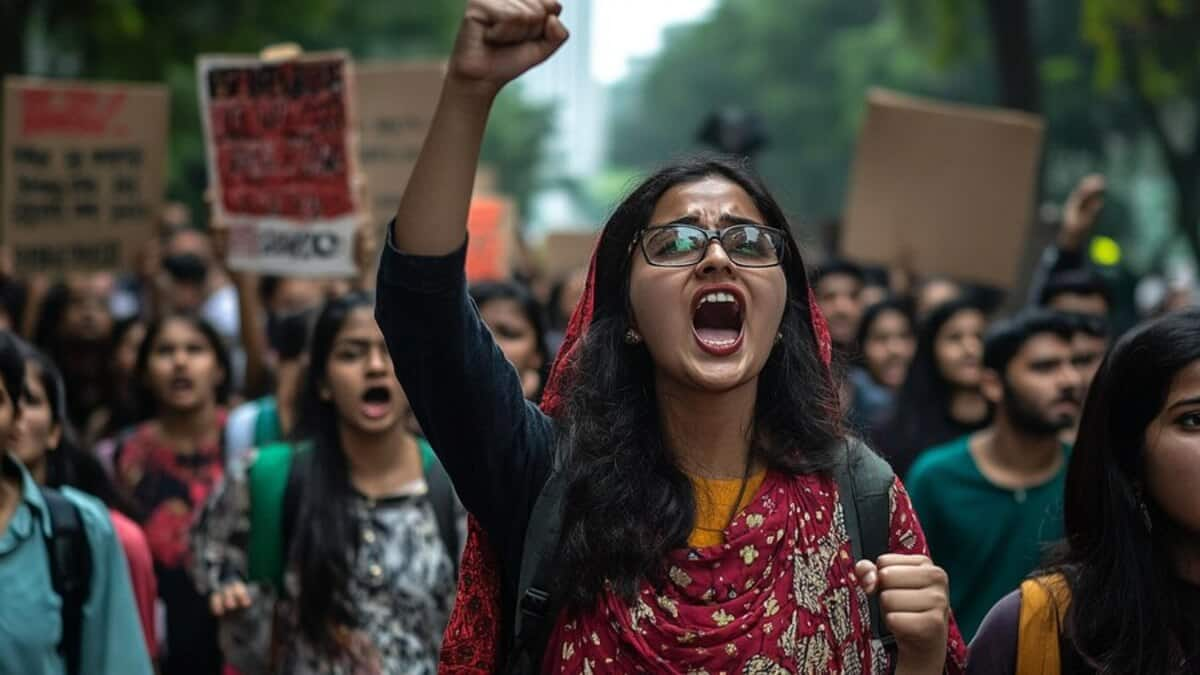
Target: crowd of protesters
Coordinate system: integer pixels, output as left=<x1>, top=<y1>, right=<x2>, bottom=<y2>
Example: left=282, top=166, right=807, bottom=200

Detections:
left=2, top=1, right=1200, bottom=673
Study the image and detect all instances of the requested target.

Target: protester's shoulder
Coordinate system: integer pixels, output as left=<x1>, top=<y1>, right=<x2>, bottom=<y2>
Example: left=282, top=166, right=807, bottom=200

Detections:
left=57, top=486, right=117, bottom=540
left=908, top=435, right=972, bottom=478
left=967, top=588, right=1021, bottom=675
left=107, top=510, right=149, bottom=552
left=228, top=398, right=265, bottom=425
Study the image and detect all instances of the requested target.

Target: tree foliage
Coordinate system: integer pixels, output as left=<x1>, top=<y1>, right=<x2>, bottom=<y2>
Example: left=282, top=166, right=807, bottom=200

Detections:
left=614, top=0, right=1200, bottom=270
left=611, top=0, right=992, bottom=230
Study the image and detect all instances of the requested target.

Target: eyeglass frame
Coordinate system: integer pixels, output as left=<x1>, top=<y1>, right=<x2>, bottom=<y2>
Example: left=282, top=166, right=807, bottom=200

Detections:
left=632, top=222, right=788, bottom=268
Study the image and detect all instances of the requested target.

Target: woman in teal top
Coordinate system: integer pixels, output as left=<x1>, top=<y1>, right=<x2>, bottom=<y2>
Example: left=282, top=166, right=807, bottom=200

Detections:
left=0, top=330, right=153, bottom=675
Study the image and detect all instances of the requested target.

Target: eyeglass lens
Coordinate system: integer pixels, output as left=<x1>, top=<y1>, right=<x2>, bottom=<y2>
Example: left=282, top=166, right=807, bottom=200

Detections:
left=643, top=224, right=781, bottom=267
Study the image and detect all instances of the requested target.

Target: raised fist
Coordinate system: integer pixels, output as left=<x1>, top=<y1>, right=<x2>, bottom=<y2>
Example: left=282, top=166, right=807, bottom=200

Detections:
left=1059, top=174, right=1106, bottom=252
left=449, top=0, right=569, bottom=97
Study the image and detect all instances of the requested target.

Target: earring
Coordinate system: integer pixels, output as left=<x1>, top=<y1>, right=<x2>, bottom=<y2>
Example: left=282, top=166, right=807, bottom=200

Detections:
left=624, top=329, right=643, bottom=345
left=775, top=332, right=783, bottom=344
left=1135, top=485, right=1153, bottom=532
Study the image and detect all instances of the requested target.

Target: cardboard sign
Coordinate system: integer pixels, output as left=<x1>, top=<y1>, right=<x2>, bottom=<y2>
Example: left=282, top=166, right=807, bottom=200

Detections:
left=355, top=61, right=444, bottom=222
left=2, top=77, right=169, bottom=275
left=540, top=230, right=599, bottom=281
left=465, top=195, right=516, bottom=282
left=198, top=52, right=358, bottom=276
left=842, top=89, right=1045, bottom=289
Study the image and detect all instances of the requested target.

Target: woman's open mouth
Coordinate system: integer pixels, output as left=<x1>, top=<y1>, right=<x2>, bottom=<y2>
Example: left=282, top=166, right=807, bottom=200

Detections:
left=361, top=386, right=393, bottom=420
left=692, top=288, right=745, bottom=356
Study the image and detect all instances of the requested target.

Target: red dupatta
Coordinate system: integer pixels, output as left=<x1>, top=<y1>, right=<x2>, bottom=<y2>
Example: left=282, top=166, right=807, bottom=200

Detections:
left=437, top=242, right=836, bottom=672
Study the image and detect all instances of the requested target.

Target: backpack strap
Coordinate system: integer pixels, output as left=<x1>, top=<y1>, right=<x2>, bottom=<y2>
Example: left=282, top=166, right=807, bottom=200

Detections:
left=421, top=449, right=461, bottom=575
left=833, top=436, right=896, bottom=648
left=1017, top=575, right=1069, bottom=675
left=504, top=437, right=895, bottom=672
left=506, top=469, right=567, bottom=674
left=247, top=441, right=298, bottom=589
left=252, top=397, right=281, bottom=447
left=40, top=487, right=92, bottom=675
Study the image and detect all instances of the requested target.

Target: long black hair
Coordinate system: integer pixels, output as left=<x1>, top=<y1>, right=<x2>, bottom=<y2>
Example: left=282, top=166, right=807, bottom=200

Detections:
left=132, top=313, right=233, bottom=420
left=288, top=291, right=375, bottom=652
left=875, top=296, right=989, bottom=476
left=555, top=156, right=842, bottom=609
left=1046, top=307, right=1200, bottom=673
left=854, top=297, right=915, bottom=386
left=18, top=342, right=136, bottom=515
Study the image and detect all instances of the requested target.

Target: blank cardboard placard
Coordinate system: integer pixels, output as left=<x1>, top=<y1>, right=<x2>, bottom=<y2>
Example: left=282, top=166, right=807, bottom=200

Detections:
left=541, top=230, right=599, bottom=281
left=2, top=77, right=169, bottom=275
left=198, top=51, right=359, bottom=276
left=355, top=61, right=444, bottom=222
left=465, top=195, right=516, bottom=282
left=842, top=89, right=1044, bottom=289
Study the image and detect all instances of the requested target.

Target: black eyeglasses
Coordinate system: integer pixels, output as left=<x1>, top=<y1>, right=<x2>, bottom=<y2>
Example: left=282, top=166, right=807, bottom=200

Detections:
left=635, top=223, right=787, bottom=268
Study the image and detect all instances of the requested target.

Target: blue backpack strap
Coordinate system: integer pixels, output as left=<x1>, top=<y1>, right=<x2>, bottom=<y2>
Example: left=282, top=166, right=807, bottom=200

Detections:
left=40, top=487, right=92, bottom=675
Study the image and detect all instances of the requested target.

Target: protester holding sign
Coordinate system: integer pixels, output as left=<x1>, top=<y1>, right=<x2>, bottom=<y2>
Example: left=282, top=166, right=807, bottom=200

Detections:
left=377, top=2, right=966, bottom=673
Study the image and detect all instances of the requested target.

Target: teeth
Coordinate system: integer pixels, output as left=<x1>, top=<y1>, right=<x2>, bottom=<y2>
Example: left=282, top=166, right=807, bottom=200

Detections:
left=699, top=291, right=738, bottom=306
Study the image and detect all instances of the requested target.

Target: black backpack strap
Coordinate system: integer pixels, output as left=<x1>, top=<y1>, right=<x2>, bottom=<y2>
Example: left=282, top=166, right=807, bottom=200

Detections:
left=506, top=469, right=567, bottom=674
left=40, top=487, right=93, bottom=675
left=833, top=436, right=896, bottom=649
left=422, top=457, right=460, bottom=575
left=280, top=449, right=308, bottom=562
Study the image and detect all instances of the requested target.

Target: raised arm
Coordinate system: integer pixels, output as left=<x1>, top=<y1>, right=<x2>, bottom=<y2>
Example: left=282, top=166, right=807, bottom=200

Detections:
left=377, top=0, right=568, bottom=548
left=391, top=0, right=568, bottom=255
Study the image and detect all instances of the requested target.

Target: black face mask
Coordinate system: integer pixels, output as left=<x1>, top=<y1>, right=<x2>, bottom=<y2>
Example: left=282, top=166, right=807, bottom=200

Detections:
left=163, top=252, right=210, bottom=284
left=266, top=307, right=316, bottom=361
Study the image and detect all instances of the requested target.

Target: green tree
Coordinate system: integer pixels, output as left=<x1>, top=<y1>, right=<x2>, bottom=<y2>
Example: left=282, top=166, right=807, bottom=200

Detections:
left=896, top=0, right=1200, bottom=265
left=610, top=0, right=993, bottom=228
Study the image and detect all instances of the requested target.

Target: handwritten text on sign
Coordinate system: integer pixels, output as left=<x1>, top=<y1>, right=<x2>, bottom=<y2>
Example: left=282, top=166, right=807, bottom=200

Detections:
left=198, top=53, right=358, bottom=276
left=1, top=78, right=169, bottom=275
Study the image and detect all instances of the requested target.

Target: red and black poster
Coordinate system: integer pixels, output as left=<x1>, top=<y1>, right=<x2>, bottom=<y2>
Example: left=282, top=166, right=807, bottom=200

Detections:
left=198, top=52, right=359, bottom=276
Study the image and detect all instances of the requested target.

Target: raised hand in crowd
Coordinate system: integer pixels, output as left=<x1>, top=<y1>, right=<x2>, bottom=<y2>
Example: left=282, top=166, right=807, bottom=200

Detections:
left=392, top=0, right=567, bottom=257
left=1057, top=174, right=1106, bottom=253
left=209, top=580, right=253, bottom=617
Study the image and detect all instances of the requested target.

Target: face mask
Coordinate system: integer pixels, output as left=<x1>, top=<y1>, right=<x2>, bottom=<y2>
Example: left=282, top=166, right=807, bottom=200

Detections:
left=163, top=253, right=209, bottom=284
left=266, top=307, right=316, bottom=360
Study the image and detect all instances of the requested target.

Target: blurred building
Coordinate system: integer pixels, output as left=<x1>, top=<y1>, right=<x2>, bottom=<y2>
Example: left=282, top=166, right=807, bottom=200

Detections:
left=522, top=0, right=607, bottom=233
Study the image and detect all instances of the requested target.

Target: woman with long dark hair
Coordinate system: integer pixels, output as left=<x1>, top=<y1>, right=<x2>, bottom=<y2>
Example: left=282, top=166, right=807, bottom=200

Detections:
left=376, top=2, right=966, bottom=672
left=9, top=343, right=159, bottom=658
left=968, top=307, right=1200, bottom=674
left=191, top=292, right=458, bottom=674
left=875, top=297, right=990, bottom=477
left=115, top=313, right=231, bottom=675
left=847, top=299, right=917, bottom=434
left=470, top=281, right=550, bottom=401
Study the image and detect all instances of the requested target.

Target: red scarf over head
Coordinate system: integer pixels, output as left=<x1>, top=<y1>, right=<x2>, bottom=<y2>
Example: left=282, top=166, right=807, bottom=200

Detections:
left=438, top=247, right=835, bottom=673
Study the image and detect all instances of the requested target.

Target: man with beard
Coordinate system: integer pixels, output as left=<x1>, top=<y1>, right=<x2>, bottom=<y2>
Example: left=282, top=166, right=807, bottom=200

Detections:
left=905, top=310, right=1081, bottom=641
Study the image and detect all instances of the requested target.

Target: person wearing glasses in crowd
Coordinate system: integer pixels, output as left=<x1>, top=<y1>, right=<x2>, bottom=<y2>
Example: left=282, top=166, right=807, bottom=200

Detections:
left=375, top=1, right=967, bottom=673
